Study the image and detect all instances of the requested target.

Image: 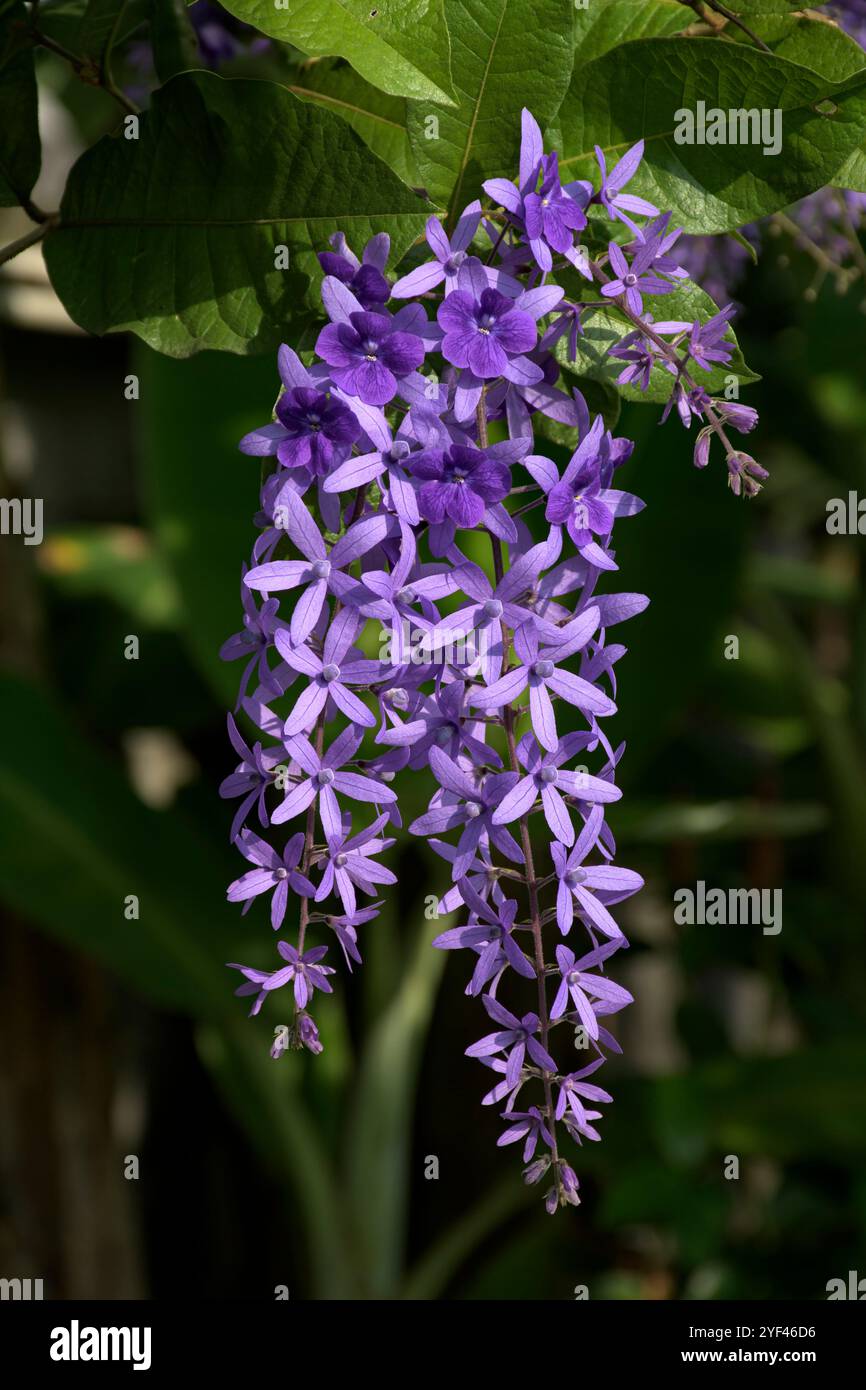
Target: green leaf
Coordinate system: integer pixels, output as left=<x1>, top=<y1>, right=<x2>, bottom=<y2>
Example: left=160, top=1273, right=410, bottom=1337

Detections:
left=150, top=0, right=199, bottom=83
left=573, top=0, right=686, bottom=67
left=553, top=279, right=758, bottom=405
left=556, top=38, right=866, bottom=233
left=406, top=0, right=575, bottom=223
left=726, top=13, right=866, bottom=82
left=0, top=670, right=238, bottom=1018
left=0, top=3, right=41, bottom=207
left=0, top=669, right=354, bottom=1298
left=288, top=58, right=419, bottom=186
left=37, top=0, right=139, bottom=65
left=216, top=0, right=455, bottom=106
left=196, top=1024, right=360, bottom=1299
left=346, top=915, right=446, bottom=1297
left=43, top=72, right=429, bottom=356
left=135, top=343, right=279, bottom=703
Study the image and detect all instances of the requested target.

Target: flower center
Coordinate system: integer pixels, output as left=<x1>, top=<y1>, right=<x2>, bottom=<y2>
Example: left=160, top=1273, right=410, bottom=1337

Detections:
left=465, top=801, right=483, bottom=819
left=534, top=659, right=554, bottom=679
left=311, top=559, right=331, bottom=580
left=275, top=868, right=288, bottom=880
left=483, top=598, right=503, bottom=619
left=321, top=663, right=341, bottom=683
left=565, top=869, right=587, bottom=888
left=317, top=768, right=335, bottom=787
left=540, top=766, right=558, bottom=785
left=385, top=687, right=409, bottom=709
left=435, top=725, right=454, bottom=746
left=335, top=852, right=348, bottom=867
left=444, top=250, right=466, bottom=274
left=397, top=586, right=416, bottom=604
left=623, top=273, right=638, bottom=288
left=388, top=441, right=410, bottom=464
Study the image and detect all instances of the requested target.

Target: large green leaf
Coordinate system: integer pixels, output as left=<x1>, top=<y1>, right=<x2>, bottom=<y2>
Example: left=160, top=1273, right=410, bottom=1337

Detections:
left=43, top=72, right=429, bottom=356
left=556, top=38, right=866, bottom=233
left=217, top=0, right=455, bottom=105
left=288, top=58, right=419, bottom=186
left=573, top=0, right=686, bottom=67
left=0, top=3, right=40, bottom=207
left=553, top=280, right=759, bottom=405
left=726, top=12, right=866, bottom=81
left=346, top=915, right=446, bottom=1296
left=37, top=0, right=133, bottom=62
left=0, top=670, right=238, bottom=1017
left=406, top=0, right=575, bottom=222
left=135, top=344, right=277, bottom=704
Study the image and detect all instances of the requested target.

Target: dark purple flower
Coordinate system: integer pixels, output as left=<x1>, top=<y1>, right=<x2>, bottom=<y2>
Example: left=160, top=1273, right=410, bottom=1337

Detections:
left=318, top=231, right=391, bottom=310
left=316, top=307, right=425, bottom=406
left=411, top=443, right=512, bottom=529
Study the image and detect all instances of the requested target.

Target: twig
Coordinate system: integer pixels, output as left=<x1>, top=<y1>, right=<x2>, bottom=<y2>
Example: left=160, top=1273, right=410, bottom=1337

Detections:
left=0, top=216, right=57, bottom=268
left=679, top=0, right=773, bottom=53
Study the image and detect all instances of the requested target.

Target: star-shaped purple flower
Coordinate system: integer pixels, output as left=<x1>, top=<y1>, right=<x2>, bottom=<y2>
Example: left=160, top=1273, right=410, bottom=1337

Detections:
left=226, top=828, right=315, bottom=930
left=551, top=804, right=643, bottom=937
left=551, top=939, right=632, bottom=1039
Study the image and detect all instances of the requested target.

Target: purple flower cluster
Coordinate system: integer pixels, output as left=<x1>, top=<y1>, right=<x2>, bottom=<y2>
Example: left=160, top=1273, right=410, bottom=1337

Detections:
left=220, top=109, right=762, bottom=1205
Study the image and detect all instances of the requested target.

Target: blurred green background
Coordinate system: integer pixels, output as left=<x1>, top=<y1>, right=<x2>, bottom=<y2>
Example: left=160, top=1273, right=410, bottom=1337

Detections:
left=1, top=215, right=866, bottom=1301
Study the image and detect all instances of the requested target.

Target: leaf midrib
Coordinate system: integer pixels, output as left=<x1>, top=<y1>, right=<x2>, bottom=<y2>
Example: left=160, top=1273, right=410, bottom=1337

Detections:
left=447, top=0, right=510, bottom=224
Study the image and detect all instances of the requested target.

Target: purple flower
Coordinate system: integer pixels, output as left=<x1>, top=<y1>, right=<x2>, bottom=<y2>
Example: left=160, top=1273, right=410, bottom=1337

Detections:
left=318, top=231, right=391, bottom=310
left=437, top=257, right=555, bottom=382
left=466, top=995, right=556, bottom=1087
left=392, top=204, right=482, bottom=298
left=497, top=1105, right=554, bottom=1162
left=433, top=886, right=535, bottom=995
left=316, top=305, right=425, bottom=406
left=483, top=110, right=590, bottom=275
left=409, top=746, right=523, bottom=880
left=411, top=442, right=512, bottom=529
left=550, top=940, right=633, bottom=1039
left=244, top=488, right=394, bottom=645
left=226, top=829, right=315, bottom=930
left=273, top=725, right=397, bottom=837
left=469, top=612, right=615, bottom=752
left=601, top=234, right=676, bottom=316
left=554, top=1059, right=613, bottom=1126
left=378, top=677, right=501, bottom=769
left=219, top=578, right=288, bottom=708
left=231, top=942, right=335, bottom=1010
left=686, top=304, right=736, bottom=370
left=590, top=140, right=659, bottom=238
left=544, top=417, right=645, bottom=568
left=551, top=804, right=643, bottom=937
left=219, top=713, right=281, bottom=843
left=524, top=152, right=589, bottom=269
left=275, top=608, right=381, bottom=736
left=492, top=732, right=621, bottom=847
left=314, top=812, right=396, bottom=916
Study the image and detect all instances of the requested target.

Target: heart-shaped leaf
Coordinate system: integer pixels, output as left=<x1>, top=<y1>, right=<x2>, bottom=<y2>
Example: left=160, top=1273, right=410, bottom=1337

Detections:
left=43, top=72, right=430, bottom=356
